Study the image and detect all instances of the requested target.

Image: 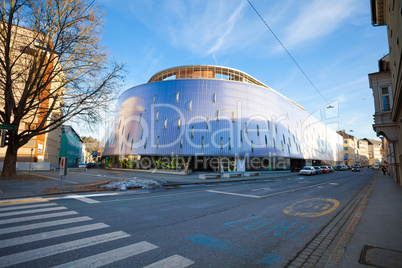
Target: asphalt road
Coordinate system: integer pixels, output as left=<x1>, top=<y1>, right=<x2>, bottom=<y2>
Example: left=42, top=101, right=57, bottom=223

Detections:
left=0, top=168, right=375, bottom=267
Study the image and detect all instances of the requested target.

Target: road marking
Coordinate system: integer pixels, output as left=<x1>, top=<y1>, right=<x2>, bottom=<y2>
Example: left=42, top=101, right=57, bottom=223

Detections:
left=0, top=198, right=50, bottom=205
left=250, top=187, right=271, bottom=191
left=187, top=234, right=281, bottom=265
left=206, top=190, right=261, bottom=198
left=0, top=202, right=58, bottom=212
left=329, top=183, right=338, bottom=185
left=0, top=216, right=92, bottom=235
left=0, top=223, right=109, bottom=249
left=143, top=254, right=195, bottom=268
left=67, top=195, right=100, bottom=204
left=0, top=211, right=78, bottom=225
left=0, top=206, right=67, bottom=217
left=0, top=231, right=130, bottom=267
left=284, top=198, right=340, bottom=217
left=53, top=242, right=159, bottom=268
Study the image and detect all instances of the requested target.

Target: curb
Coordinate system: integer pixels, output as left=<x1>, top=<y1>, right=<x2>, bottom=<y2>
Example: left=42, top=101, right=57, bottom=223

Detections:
left=286, top=173, right=378, bottom=268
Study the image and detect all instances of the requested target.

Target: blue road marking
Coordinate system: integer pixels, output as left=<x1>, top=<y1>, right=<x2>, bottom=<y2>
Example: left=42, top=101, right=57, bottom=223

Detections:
left=287, top=224, right=310, bottom=241
left=223, top=216, right=260, bottom=227
left=244, top=219, right=275, bottom=230
left=186, top=234, right=281, bottom=265
left=264, top=221, right=296, bottom=236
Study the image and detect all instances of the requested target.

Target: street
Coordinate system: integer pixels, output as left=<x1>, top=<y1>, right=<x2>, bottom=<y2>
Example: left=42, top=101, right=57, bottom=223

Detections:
left=0, top=169, right=375, bottom=267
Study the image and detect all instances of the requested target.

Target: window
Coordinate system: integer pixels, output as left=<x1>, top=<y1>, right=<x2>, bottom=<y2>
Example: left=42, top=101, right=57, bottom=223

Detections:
left=176, top=92, right=179, bottom=103
left=281, top=141, right=284, bottom=151
left=283, top=134, right=286, bottom=144
left=217, top=110, right=220, bottom=121
left=265, top=135, right=268, bottom=146
left=138, top=113, right=142, bottom=124
left=126, top=132, right=130, bottom=141
left=251, top=141, right=254, bottom=153
left=189, top=100, right=192, bottom=111
left=381, top=87, right=391, bottom=111
left=213, top=93, right=216, bottom=104
left=153, top=94, right=156, bottom=104
left=201, top=136, right=204, bottom=148
left=156, top=110, right=159, bottom=121
left=180, top=135, right=183, bottom=148
left=240, top=130, right=243, bottom=142
left=177, top=117, right=181, bottom=129
left=131, top=139, right=134, bottom=150
left=220, top=137, right=223, bottom=149
left=232, top=111, right=235, bottom=123
left=228, top=138, right=231, bottom=150
left=344, top=140, right=347, bottom=144
left=164, top=118, right=167, bottom=129
left=191, top=126, right=194, bottom=138
left=140, top=129, right=144, bottom=140
left=144, top=137, right=147, bottom=149
left=344, top=147, right=348, bottom=151
left=273, top=138, right=276, bottom=148
left=157, top=136, right=160, bottom=148
left=275, top=124, right=277, bottom=133
left=245, top=122, right=248, bottom=133
left=267, top=120, right=270, bottom=131
left=257, top=125, right=259, bottom=136
left=206, top=117, right=209, bottom=129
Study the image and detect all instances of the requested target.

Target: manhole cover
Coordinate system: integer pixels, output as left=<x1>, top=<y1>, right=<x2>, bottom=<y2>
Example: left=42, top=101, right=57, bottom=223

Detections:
left=359, top=245, right=402, bottom=268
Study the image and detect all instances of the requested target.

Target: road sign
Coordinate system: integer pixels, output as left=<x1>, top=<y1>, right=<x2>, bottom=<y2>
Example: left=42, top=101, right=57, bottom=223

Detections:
left=60, top=157, right=68, bottom=176
left=0, top=125, right=16, bottom=130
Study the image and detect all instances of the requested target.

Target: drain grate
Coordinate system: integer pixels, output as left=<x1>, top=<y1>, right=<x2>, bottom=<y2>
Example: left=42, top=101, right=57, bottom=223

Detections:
left=359, top=245, right=402, bottom=268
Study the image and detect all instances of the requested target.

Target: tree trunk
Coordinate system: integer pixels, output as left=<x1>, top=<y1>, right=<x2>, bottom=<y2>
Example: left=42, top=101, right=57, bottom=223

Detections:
left=1, top=142, right=19, bottom=178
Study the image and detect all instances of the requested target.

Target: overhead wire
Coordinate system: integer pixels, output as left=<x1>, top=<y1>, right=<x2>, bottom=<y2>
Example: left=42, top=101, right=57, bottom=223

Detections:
left=247, top=0, right=351, bottom=130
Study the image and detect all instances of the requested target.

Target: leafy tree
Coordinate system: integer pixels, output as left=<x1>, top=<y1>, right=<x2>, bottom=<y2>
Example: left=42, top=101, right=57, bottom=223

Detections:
left=0, top=0, right=124, bottom=177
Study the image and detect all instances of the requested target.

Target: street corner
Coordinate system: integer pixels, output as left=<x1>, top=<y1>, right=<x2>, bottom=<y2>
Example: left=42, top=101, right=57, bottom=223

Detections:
left=283, top=198, right=340, bottom=218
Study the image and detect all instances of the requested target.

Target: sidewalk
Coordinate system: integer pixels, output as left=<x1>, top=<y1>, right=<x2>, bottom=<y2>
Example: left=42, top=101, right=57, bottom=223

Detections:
left=336, top=172, right=402, bottom=268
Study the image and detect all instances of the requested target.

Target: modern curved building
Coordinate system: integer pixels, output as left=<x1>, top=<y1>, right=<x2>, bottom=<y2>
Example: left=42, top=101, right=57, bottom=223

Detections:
left=103, top=65, right=342, bottom=171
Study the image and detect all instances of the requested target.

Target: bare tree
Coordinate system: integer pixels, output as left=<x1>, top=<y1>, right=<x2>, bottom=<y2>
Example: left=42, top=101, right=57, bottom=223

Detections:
left=0, top=0, right=124, bottom=177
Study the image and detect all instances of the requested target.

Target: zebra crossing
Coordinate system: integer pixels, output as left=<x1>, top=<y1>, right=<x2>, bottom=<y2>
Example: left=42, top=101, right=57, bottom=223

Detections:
left=0, top=199, right=194, bottom=267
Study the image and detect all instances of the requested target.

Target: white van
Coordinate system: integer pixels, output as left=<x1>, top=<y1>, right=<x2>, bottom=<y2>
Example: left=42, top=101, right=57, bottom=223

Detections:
left=372, top=164, right=380, bottom=170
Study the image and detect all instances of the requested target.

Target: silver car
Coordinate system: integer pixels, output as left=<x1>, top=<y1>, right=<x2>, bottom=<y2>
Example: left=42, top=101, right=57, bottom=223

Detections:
left=300, top=166, right=315, bottom=176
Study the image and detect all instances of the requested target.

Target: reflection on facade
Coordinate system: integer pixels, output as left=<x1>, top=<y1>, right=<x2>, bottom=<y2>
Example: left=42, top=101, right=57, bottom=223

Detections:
left=103, top=65, right=342, bottom=172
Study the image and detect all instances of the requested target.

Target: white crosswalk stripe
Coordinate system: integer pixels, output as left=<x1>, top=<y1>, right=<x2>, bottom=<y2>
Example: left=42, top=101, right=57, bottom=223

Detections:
left=52, top=241, right=159, bottom=268
left=0, top=210, right=78, bottom=225
left=0, top=202, right=58, bottom=212
left=0, top=201, right=195, bottom=267
left=0, top=216, right=92, bottom=235
left=0, top=206, right=67, bottom=217
left=0, top=223, right=109, bottom=248
left=143, top=254, right=195, bottom=268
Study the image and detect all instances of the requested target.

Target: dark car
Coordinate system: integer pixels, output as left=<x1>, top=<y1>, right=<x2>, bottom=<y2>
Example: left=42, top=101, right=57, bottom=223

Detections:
left=352, top=166, right=360, bottom=172
left=313, top=166, right=322, bottom=174
left=335, top=165, right=343, bottom=171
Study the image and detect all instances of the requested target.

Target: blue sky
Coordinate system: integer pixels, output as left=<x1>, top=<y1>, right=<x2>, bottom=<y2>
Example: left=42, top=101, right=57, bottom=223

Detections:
left=83, top=0, right=389, bottom=141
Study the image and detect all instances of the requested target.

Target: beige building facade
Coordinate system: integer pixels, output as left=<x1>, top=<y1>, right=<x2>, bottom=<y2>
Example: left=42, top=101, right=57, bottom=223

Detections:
left=0, top=25, right=62, bottom=169
left=357, top=139, right=369, bottom=166
left=370, top=0, right=402, bottom=185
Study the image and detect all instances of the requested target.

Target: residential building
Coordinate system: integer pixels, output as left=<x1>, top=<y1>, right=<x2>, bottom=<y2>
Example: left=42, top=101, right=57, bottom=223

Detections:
left=337, top=131, right=358, bottom=166
left=364, top=138, right=383, bottom=165
left=59, top=126, right=82, bottom=167
left=102, top=65, right=342, bottom=172
left=0, top=24, right=62, bottom=170
left=370, top=0, right=402, bottom=185
left=357, top=139, right=369, bottom=166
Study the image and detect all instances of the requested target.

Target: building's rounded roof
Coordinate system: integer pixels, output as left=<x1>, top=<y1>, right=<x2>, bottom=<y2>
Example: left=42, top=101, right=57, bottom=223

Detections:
left=148, top=65, right=269, bottom=88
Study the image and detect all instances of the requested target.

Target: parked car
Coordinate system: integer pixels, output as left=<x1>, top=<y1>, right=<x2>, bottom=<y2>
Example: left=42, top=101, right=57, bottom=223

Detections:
left=327, top=166, right=334, bottom=172
left=78, top=162, right=86, bottom=168
left=313, top=166, right=322, bottom=174
left=320, top=166, right=330, bottom=173
left=300, top=166, right=316, bottom=176
left=352, top=166, right=360, bottom=172
left=335, top=165, right=343, bottom=171
left=372, top=164, right=380, bottom=170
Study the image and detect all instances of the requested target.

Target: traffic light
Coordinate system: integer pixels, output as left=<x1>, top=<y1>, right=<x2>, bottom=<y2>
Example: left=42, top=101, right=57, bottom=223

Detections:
left=0, top=129, right=11, bottom=147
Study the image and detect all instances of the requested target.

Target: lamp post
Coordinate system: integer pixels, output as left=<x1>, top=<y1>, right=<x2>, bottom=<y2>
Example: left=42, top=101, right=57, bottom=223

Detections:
left=28, top=148, right=33, bottom=176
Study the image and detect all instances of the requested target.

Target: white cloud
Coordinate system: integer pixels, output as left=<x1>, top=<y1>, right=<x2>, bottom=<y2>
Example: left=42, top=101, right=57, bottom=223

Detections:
left=280, top=0, right=360, bottom=49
